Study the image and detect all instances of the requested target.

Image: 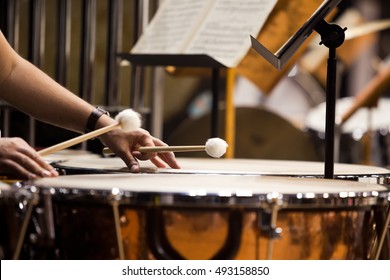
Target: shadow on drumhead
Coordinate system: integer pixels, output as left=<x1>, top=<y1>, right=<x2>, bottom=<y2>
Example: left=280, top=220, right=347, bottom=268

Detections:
left=167, top=107, right=321, bottom=161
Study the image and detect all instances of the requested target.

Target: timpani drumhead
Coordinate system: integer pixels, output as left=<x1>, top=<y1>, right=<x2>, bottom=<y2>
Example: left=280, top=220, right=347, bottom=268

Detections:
left=53, top=156, right=390, bottom=182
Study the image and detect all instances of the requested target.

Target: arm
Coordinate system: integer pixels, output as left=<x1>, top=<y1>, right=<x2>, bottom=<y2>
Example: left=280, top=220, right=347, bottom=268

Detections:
left=0, top=31, right=96, bottom=133
left=0, top=30, right=180, bottom=179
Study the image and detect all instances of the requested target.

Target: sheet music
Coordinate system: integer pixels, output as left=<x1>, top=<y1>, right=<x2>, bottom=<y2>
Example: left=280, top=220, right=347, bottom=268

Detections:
left=185, top=0, right=277, bottom=67
left=131, top=0, right=277, bottom=67
left=131, top=0, right=213, bottom=53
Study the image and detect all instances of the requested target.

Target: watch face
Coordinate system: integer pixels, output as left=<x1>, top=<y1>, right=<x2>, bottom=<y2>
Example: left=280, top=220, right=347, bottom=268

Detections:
left=97, top=107, right=110, bottom=116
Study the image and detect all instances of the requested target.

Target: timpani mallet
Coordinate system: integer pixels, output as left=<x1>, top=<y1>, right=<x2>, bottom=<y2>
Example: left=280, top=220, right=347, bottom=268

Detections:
left=103, top=137, right=229, bottom=158
left=38, top=109, right=141, bottom=156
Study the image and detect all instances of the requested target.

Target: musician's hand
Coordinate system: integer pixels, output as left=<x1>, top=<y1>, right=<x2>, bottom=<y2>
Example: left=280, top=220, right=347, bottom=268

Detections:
left=0, top=137, right=58, bottom=180
left=99, top=128, right=181, bottom=172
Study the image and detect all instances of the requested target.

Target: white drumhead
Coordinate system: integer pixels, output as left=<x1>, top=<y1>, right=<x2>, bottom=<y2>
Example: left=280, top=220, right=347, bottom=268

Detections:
left=158, top=158, right=390, bottom=177
left=54, top=157, right=390, bottom=177
left=31, top=173, right=387, bottom=195
left=305, top=97, right=390, bottom=133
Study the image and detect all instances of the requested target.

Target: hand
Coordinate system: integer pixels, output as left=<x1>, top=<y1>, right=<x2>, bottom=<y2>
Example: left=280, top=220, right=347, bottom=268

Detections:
left=99, top=128, right=181, bottom=172
left=0, top=137, right=59, bottom=180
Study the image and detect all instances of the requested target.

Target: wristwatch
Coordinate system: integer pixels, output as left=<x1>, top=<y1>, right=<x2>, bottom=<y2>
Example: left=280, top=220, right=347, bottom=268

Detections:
left=85, top=107, right=110, bottom=133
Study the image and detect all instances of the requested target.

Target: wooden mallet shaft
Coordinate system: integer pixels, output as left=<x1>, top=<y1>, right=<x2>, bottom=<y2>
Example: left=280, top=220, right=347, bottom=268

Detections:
left=38, top=123, right=120, bottom=156
left=103, top=145, right=205, bottom=155
left=38, top=108, right=141, bottom=157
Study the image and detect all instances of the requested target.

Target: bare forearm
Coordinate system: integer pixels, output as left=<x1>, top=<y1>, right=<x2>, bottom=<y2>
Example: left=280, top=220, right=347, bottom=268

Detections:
left=0, top=57, right=106, bottom=133
left=0, top=29, right=180, bottom=177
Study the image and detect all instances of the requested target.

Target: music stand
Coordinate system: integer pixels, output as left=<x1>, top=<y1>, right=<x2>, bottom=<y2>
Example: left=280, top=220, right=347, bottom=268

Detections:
left=251, top=0, right=344, bottom=179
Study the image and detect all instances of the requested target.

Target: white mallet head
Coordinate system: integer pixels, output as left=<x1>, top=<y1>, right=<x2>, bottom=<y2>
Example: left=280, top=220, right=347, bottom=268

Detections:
left=115, top=109, right=142, bottom=132
left=205, top=138, right=228, bottom=158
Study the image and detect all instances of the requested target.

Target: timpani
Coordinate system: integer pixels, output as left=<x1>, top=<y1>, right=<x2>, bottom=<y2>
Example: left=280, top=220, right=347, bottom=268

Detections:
left=22, top=173, right=390, bottom=260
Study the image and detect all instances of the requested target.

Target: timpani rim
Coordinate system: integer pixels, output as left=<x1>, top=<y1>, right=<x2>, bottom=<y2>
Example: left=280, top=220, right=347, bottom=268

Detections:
left=24, top=173, right=390, bottom=209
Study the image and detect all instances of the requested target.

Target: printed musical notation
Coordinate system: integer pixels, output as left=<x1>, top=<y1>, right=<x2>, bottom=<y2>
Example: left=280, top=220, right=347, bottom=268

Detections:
left=130, top=0, right=277, bottom=68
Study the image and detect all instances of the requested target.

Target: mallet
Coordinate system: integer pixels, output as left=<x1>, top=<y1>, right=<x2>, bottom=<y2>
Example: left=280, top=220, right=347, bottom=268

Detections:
left=103, top=137, right=229, bottom=158
left=38, top=109, right=141, bottom=156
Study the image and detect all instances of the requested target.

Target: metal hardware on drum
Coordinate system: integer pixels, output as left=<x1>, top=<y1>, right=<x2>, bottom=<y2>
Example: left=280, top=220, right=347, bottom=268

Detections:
left=257, top=211, right=282, bottom=240
left=0, top=183, right=38, bottom=260
left=12, top=190, right=37, bottom=260
left=372, top=205, right=390, bottom=260
left=111, top=200, right=125, bottom=260
left=259, top=200, right=283, bottom=260
left=15, top=187, right=60, bottom=259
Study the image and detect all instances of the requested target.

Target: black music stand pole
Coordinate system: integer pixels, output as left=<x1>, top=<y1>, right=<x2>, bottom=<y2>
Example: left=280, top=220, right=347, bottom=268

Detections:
left=250, top=0, right=343, bottom=178
left=313, top=19, right=346, bottom=179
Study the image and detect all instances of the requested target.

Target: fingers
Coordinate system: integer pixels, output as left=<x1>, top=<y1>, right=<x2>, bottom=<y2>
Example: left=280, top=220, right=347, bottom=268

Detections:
left=0, top=138, right=58, bottom=179
left=102, top=128, right=181, bottom=172
left=15, top=148, right=57, bottom=178
left=150, top=137, right=181, bottom=169
left=19, top=147, right=59, bottom=177
left=114, top=148, right=141, bottom=173
left=0, top=152, right=57, bottom=179
left=159, top=152, right=181, bottom=169
left=149, top=156, right=169, bottom=168
left=131, top=133, right=181, bottom=169
left=128, top=160, right=141, bottom=173
left=0, top=159, right=38, bottom=179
